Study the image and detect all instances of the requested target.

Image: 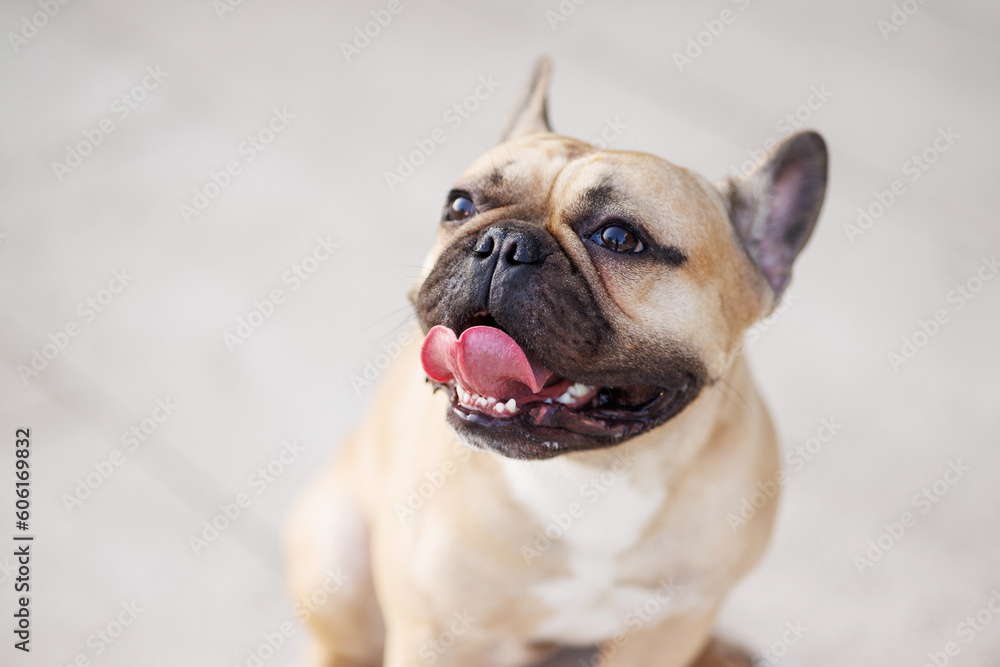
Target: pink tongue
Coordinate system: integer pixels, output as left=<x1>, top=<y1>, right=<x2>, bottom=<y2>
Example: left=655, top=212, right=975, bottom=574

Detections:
left=421, top=325, right=554, bottom=399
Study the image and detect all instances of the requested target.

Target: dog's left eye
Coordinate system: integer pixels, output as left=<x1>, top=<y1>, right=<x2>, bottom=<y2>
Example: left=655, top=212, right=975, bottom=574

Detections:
left=590, top=223, right=644, bottom=253
left=445, top=195, right=477, bottom=222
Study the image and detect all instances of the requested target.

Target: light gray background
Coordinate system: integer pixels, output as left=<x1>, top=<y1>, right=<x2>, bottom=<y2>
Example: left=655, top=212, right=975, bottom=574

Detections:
left=1, top=1, right=998, bottom=665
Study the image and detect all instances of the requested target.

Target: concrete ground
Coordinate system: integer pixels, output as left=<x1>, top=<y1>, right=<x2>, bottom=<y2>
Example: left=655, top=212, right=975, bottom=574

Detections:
left=1, top=0, right=998, bottom=665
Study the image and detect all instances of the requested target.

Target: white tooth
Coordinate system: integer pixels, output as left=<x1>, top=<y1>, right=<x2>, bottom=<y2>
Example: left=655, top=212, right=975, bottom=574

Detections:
left=476, top=396, right=487, bottom=407
left=487, top=396, right=497, bottom=405
left=495, top=403, right=506, bottom=414
left=505, top=398, right=517, bottom=412
left=568, top=382, right=591, bottom=397
left=556, top=391, right=575, bottom=405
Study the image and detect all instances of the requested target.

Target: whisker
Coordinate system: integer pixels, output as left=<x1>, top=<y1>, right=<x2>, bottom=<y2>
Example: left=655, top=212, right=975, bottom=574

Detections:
left=364, top=303, right=417, bottom=331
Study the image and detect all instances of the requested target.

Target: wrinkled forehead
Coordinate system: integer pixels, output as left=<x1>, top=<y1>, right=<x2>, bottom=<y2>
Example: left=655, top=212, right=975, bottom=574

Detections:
left=456, top=136, right=727, bottom=246
left=455, top=135, right=591, bottom=196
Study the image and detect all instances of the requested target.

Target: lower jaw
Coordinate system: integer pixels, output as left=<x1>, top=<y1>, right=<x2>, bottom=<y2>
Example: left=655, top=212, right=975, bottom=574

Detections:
left=440, top=381, right=696, bottom=460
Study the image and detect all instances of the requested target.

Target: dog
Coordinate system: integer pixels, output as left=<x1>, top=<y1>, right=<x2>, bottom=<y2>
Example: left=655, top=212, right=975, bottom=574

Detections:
left=285, top=57, right=827, bottom=667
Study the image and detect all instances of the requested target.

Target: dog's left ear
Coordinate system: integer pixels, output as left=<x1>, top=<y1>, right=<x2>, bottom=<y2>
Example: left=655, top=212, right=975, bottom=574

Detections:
left=499, top=56, right=553, bottom=142
left=719, top=131, right=828, bottom=298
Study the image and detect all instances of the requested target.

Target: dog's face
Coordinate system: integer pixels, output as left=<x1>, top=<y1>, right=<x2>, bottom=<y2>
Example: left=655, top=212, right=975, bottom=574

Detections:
left=412, top=59, right=827, bottom=460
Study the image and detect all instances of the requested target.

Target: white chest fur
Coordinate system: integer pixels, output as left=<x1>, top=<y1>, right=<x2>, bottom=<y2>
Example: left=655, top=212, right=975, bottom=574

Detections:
left=501, top=454, right=700, bottom=643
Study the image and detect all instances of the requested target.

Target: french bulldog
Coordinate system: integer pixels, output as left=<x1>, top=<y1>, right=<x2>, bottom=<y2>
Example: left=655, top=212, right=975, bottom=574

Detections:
left=286, top=57, right=827, bottom=667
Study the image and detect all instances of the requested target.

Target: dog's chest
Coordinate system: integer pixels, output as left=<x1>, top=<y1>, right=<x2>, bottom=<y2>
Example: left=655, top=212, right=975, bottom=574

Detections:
left=501, top=457, right=696, bottom=643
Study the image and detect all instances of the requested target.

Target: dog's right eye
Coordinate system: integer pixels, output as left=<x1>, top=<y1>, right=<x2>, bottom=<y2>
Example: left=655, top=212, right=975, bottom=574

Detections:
left=445, top=195, right=477, bottom=222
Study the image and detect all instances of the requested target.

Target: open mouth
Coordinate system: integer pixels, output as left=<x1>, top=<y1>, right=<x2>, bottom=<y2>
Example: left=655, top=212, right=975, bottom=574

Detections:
left=420, top=314, right=695, bottom=457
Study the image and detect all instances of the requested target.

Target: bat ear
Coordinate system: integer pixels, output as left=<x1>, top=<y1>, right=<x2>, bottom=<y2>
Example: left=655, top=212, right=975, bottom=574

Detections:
left=719, top=131, right=829, bottom=298
left=499, top=56, right=553, bottom=142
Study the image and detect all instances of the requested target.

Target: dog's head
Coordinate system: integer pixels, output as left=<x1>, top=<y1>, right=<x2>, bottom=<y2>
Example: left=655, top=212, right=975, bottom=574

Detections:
left=411, top=58, right=827, bottom=459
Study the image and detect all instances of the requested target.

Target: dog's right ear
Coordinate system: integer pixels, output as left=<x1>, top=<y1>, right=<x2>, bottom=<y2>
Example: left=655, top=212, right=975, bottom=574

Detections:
left=499, top=56, right=553, bottom=142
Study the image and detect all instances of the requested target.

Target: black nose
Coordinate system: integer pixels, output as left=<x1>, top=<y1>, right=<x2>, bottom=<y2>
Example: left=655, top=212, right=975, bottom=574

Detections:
left=473, top=226, right=543, bottom=265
